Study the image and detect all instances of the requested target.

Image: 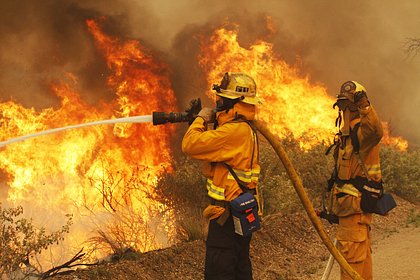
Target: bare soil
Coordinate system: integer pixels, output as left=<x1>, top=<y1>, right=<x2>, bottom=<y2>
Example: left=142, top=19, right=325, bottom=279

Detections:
left=309, top=226, right=420, bottom=280
left=52, top=195, right=419, bottom=280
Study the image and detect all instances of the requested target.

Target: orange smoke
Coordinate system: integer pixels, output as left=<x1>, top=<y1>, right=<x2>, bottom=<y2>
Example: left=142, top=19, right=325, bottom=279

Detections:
left=198, top=23, right=408, bottom=151
left=0, top=19, right=178, bottom=262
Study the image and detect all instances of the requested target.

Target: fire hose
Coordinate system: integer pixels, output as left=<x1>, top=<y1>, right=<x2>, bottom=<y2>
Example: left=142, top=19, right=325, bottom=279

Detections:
left=153, top=99, right=363, bottom=280
left=0, top=98, right=362, bottom=279
left=252, top=121, right=362, bottom=280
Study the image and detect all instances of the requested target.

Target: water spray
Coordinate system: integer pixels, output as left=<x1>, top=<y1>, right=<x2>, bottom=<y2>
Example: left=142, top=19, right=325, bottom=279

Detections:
left=0, top=98, right=361, bottom=279
left=0, top=115, right=153, bottom=148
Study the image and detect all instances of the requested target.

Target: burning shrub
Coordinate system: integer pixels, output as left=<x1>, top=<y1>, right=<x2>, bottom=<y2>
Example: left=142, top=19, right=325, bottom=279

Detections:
left=0, top=203, right=72, bottom=279
left=83, top=164, right=178, bottom=258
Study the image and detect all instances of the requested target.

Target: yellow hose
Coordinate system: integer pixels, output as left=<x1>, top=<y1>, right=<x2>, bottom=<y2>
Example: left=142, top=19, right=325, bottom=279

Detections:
left=253, top=121, right=363, bottom=280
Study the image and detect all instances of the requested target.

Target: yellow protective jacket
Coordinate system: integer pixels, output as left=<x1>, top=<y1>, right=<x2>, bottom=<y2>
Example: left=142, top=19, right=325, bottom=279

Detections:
left=336, top=105, right=384, bottom=184
left=182, top=102, right=260, bottom=220
left=331, top=105, right=383, bottom=242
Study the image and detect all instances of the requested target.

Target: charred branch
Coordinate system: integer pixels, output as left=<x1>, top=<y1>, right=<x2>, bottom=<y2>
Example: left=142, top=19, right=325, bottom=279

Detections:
left=32, top=248, right=98, bottom=279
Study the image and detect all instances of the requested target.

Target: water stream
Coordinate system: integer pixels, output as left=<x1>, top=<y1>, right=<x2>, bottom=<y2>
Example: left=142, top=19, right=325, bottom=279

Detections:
left=0, top=115, right=153, bottom=147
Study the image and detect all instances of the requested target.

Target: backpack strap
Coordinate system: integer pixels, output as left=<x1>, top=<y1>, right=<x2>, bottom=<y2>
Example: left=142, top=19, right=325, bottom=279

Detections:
left=350, top=122, right=372, bottom=181
left=222, top=163, right=249, bottom=193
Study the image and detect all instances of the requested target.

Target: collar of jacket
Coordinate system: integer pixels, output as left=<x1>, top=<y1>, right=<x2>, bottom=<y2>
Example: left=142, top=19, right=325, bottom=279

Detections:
left=215, top=102, right=256, bottom=126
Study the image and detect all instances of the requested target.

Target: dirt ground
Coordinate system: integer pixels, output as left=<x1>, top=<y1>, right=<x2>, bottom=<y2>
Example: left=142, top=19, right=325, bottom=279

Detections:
left=310, top=226, right=420, bottom=280
left=52, top=195, right=419, bottom=280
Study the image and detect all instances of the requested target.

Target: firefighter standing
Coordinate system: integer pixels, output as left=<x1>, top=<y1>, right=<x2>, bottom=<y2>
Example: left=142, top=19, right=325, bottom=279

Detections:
left=182, top=72, right=261, bottom=280
left=329, top=81, right=384, bottom=280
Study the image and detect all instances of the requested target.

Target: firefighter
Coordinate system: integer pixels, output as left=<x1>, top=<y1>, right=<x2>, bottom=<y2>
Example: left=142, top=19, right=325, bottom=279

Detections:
left=329, top=81, right=384, bottom=280
left=182, top=72, right=261, bottom=280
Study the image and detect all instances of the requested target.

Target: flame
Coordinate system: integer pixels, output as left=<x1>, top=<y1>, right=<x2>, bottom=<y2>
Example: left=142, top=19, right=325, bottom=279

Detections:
left=381, top=122, right=409, bottom=150
left=198, top=24, right=336, bottom=150
left=0, top=19, right=177, bottom=262
left=198, top=23, right=408, bottom=151
left=0, top=18, right=409, bottom=265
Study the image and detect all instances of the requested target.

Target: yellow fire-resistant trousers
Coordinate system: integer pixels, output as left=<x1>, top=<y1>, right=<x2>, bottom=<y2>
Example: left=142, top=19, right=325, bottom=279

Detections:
left=337, top=214, right=373, bottom=280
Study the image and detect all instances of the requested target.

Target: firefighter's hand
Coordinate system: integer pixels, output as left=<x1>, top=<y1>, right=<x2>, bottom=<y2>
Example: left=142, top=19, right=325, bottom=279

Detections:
left=354, top=91, right=369, bottom=108
left=197, top=107, right=214, bottom=123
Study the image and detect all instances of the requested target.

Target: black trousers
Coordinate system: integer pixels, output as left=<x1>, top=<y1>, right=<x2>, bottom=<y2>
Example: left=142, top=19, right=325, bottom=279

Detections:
left=204, top=215, right=253, bottom=280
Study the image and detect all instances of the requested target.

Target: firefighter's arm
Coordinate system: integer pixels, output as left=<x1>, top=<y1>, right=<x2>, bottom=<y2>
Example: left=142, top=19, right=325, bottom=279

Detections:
left=182, top=117, right=238, bottom=162
left=357, top=104, right=384, bottom=152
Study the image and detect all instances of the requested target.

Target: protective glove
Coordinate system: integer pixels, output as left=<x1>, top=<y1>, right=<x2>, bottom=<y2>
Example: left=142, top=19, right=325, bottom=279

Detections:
left=184, top=98, right=202, bottom=125
left=197, top=107, right=215, bottom=123
left=185, top=98, right=201, bottom=117
left=354, top=91, right=370, bottom=108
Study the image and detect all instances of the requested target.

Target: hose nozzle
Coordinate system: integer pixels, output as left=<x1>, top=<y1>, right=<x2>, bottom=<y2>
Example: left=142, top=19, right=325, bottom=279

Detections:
left=153, top=98, right=203, bottom=126
left=152, top=112, right=190, bottom=125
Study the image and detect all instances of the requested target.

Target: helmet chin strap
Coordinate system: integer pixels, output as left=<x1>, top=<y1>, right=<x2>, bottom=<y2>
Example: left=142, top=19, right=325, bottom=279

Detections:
left=215, top=96, right=244, bottom=112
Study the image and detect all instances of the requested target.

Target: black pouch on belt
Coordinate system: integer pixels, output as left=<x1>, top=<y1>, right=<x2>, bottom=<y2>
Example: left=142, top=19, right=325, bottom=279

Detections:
left=357, top=179, right=397, bottom=215
left=374, top=193, right=397, bottom=215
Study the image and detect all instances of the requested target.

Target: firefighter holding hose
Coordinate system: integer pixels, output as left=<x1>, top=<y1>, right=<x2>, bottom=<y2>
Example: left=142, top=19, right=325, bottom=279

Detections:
left=182, top=72, right=261, bottom=280
left=326, top=81, right=385, bottom=280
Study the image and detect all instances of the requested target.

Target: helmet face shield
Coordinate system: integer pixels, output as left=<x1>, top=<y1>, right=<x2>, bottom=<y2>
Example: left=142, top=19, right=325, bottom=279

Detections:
left=334, top=80, right=366, bottom=135
left=339, top=81, right=357, bottom=103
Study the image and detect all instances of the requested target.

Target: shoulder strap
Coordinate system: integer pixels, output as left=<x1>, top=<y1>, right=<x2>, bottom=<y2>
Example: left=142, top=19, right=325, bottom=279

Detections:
left=221, top=118, right=258, bottom=193
left=222, top=163, right=248, bottom=193
left=350, top=122, right=361, bottom=153
left=350, top=122, right=372, bottom=181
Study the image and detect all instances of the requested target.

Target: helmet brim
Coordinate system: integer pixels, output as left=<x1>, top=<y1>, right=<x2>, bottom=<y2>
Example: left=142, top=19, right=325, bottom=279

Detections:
left=216, top=91, right=262, bottom=105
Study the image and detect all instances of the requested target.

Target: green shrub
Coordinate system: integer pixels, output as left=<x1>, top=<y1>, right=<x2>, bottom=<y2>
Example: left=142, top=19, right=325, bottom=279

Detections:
left=258, top=137, right=333, bottom=215
left=406, top=209, right=420, bottom=227
left=0, top=204, right=72, bottom=278
left=380, top=146, right=420, bottom=203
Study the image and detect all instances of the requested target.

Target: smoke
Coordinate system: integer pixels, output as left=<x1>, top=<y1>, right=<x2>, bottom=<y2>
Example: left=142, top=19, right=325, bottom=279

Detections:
left=0, top=0, right=419, bottom=144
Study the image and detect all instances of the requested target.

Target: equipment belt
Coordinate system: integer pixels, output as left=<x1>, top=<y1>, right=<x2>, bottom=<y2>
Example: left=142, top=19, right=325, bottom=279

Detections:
left=335, top=176, right=383, bottom=195
left=210, top=199, right=231, bottom=226
left=211, top=199, right=228, bottom=207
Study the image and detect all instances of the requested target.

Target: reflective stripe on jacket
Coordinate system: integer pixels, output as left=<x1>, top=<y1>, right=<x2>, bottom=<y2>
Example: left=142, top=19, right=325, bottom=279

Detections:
left=182, top=102, right=260, bottom=220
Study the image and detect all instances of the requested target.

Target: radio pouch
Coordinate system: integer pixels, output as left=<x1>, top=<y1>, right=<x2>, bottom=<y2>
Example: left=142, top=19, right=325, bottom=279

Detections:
left=222, top=162, right=261, bottom=236
left=230, top=192, right=261, bottom=236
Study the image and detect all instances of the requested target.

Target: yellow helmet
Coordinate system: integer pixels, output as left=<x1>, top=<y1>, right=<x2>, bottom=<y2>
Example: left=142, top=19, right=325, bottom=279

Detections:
left=213, top=72, right=261, bottom=105
left=337, top=80, right=366, bottom=103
